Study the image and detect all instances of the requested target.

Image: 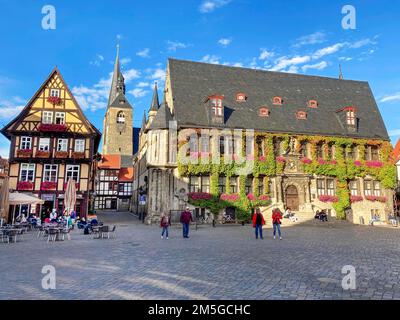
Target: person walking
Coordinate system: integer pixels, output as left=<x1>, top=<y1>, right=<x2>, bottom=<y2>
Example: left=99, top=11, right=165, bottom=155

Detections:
left=272, top=208, right=283, bottom=240
left=252, top=207, right=265, bottom=239
left=160, top=212, right=171, bottom=239
left=180, top=207, right=193, bottom=238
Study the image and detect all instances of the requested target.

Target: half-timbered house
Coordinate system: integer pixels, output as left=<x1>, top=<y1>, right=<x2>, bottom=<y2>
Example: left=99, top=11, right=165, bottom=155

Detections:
left=1, top=68, right=101, bottom=219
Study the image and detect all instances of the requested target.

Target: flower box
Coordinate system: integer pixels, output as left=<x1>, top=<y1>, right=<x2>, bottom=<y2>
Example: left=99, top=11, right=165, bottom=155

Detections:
left=17, top=181, right=34, bottom=191
left=350, top=195, right=364, bottom=203
left=17, top=149, right=33, bottom=157
left=276, top=156, right=286, bottom=163
left=36, top=150, right=50, bottom=158
left=247, top=193, right=256, bottom=201
left=189, top=151, right=199, bottom=158
left=188, top=192, right=212, bottom=200
left=258, top=156, right=266, bottom=161
left=258, top=195, right=270, bottom=201
left=365, top=195, right=387, bottom=203
left=72, top=152, right=85, bottom=159
left=47, top=96, right=62, bottom=105
left=38, top=123, right=67, bottom=132
left=41, top=181, right=57, bottom=190
left=353, top=160, right=362, bottom=167
left=55, top=151, right=68, bottom=158
left=220, top=193, right=239, bottom=202
left=365, top=161, right=383, bottom=168
left=300, top=157, right=312, bottom=164
left=318, top=195, right=339, bottom=203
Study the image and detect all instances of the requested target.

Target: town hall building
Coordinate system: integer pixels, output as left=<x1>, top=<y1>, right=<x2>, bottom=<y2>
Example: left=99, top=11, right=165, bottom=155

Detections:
left=132, top=59, right=395, bottom=225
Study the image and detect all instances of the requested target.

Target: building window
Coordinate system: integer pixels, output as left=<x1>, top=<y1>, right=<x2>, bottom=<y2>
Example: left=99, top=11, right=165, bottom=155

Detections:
left=20, top=163, right=35, bottom=182
left=201, top=176, right=210, bottom=193
left=296, top=111, right=307, bottom=120
left=219, top=136, right=225, bottom=155
left=259, top=107, right=269, bottom=117
left=364, top=180, right=372, bottom=196
left=57, top=139, right=68, bottom=152
left=210, top=97, right=223, bottom=116
left=39, top=138, right=50, bottom=151
left=189, top=134, right=198, bottom=153
left=117, top=111, right=125, bottom=124
left=346, top=145, right=355, bottom=160
left=43, top=164, right=58, bottom=182
left=227, top=135, right=236, bottom=155
left=373, top=181, right=381, bottom=196
left=189, top=176, right=200, bottom=193
left=316, top=142, right=324, bottom=159
left=20, top=136, right=32, bottom=150
left=274, top=138, right=283, bottom=156
left=236, top=93, right=246, bottom=102
left=50, top=89, right=60, bottom=97
left=218, top=177, right=225, bottom=194
left=74, top=139, right=85, bottom=152
left=257, top=138, right=265, bottom=157
left=55, top=112, right=65, bottom=124
left=346, top=109, right=356, bottom=125
left=42, top=111, right=53, bottom=124
left=66, top=165, right=80, bottom=182
left=308, top=100, right=318, bottom=108
left=258, top=176, right=264, bottom=195
left=300, top=141, right=308, bottom=158
left=245, top=177, right=253, bottom=194
left=273, top=96, right=282, bottom=105
left=349, top=180, right=360, bottom=196
left=230, top=177, right=238, bottom=193
left=200, top=136, right=210, bottom=153
left=365, top=145, right=380, bottom=161
left=317, top=178, right=335, bottom=196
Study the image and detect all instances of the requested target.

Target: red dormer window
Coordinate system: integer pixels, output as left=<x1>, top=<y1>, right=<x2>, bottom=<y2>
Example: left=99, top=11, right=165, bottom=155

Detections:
left=236, top=93, right=247, bottom=102
left=346, top=107, right=356, bottom=125
left=296, top=111, right=307, bottom=120
left=273, top=96, right=282, bottom=105
left=209, top=95, right=224, bottom=117
left=308, top=100, right=318, bottom=108
left=259, top=107, right=270, bottom=117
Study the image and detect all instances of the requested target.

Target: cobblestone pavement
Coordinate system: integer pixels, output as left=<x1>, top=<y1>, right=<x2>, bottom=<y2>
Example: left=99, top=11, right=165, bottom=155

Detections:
left=1, top=212, right=400, bottom=300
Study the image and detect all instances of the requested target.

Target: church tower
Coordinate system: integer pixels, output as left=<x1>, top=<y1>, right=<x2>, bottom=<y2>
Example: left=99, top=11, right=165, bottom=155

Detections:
left=102, top=45, right=133, bottom=156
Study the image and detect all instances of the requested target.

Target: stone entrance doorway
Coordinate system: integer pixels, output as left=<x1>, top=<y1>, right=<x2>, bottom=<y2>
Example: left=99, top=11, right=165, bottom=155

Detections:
left=285, top=185, right=299, bottom=211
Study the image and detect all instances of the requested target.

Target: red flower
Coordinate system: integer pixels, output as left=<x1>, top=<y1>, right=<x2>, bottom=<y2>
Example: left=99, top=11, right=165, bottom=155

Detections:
left=365, top=161, right=383, bottom=168
left=258, top=156, right=266, bottom=161
left=188, top=192, right=212, bottom=200
left=365, top=195, right=387, bottom=202
left=318, top=195, right=339, bottom=203
left=350, top=195, right=363, bottom=203
left=17, top=181, right=34, bottom=190
left=258, top=195, right=270, bottom=201
left=47, top=96, right=62, bottom=105
left=276, top=156, right=286, bottom=163
left=300, top=157, right=312, bottom=164
left=220, top=193, right=239, bottom=202
left=41, top=181, right=57, bottom=190
left=39, top=123, right=67, bottom=132
left=247, top=193, right=256, bottom=201
left=353, top=160, right=362, bottom=167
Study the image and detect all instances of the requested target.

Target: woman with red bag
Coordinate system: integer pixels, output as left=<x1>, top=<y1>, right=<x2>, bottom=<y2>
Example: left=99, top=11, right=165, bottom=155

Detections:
left=272, top=208, right=283, bottom=240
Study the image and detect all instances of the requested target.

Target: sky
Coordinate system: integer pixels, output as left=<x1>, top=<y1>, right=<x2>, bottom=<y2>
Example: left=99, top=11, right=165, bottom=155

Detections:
left=0, top=0, right=400, bottom=157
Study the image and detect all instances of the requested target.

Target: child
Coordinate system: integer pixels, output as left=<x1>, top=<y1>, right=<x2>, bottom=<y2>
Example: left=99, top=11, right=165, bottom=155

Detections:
left=160, top=212, right=171, bottom=239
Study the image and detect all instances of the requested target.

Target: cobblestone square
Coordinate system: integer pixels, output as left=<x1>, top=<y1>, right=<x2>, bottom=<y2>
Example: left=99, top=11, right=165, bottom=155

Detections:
left=1, top=212, right=399, bottom=300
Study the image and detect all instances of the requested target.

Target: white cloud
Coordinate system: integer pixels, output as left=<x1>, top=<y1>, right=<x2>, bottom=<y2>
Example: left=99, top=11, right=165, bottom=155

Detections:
left=166, top=41, right=190, bottom=52
left=89, top=54, right=104, bottom=67
left=312, top=43, right=345, bottom=59
left=137, top=82, right=150, bottom=88
left=201, top=54, right=221, bottom=64
left=0, top=147, right=10, bottom=158
left=0, top=105, right=24, bottom=120
left=124, top=69, right=141, bottom=82
left=120, top=57, right=131, bottom=66
left=128, top=88, right=149, bottom=98
left=389, top=129, right=400, bottom=137
left=199, top=0, right=231, bottom=13
left=218, top=38, right=232, bottom=47
left=148, top=68, right=166, bottom=82
left=293, top=31, right=326, bottom=47
left=349, top=38, right=377, bottom=49
left=269, top=55, right=311, bottom=72
left=259, top=49, right=274, bottom=61
left=339, top=56, right=353, bottom=61
left=380, top=93, right=400, bottom=103
left=301, top=61, right=328, bottom=72
left=136, top=48, right=150, bottom=58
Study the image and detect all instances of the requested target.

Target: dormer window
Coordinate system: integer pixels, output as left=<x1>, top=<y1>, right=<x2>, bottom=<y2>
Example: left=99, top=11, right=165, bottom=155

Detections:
left=273, top=96, right=282, bottom=105
left=346, top=108, right=356, bottom=125
left=117, top=111, right=125, bottom=124
left=50, top=89, right=60, bottom=98
left=236, top=93, right=247, bottom=102
left=259, top=107, right=270, bottom=117
left=296, top=111, right=307, bottom=120
left=308, top=100, right=318, bottom=108
left=209, top=95, right=224, bottom=117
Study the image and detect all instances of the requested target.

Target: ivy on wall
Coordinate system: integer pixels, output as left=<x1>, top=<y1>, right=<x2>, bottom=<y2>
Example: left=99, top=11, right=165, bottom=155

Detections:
left=178, top=133, right=396, bottom=220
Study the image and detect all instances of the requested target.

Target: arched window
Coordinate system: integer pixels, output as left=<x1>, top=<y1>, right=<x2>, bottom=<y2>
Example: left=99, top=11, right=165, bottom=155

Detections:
left=117, top=111, right=125, bottom=124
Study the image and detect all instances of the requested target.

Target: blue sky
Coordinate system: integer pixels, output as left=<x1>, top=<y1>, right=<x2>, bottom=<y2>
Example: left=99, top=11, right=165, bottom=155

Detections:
left=0, top=0, right=400, bottom=157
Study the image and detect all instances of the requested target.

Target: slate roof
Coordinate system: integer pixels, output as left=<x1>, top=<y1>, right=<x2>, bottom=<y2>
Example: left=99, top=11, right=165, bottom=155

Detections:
left=149, top=82, right=160, bottom=112
left=148, top=99, right=174, bottom=130
left=109, top=92, right=132, bottom=110
left=168, top=58, right=389, bottom=140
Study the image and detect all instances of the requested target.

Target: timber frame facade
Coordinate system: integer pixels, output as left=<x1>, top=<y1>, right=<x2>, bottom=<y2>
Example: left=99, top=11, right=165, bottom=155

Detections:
left=1, top=68, right=101, bottom=219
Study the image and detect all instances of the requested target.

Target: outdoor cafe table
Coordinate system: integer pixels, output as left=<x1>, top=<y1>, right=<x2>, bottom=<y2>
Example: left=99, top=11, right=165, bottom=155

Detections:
left=1, top=228, right=20, bottom=243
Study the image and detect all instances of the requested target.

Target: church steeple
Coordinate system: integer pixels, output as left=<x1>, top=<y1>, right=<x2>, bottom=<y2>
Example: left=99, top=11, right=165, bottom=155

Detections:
left=149, top=82, right=160, bottom=112
left=108, top=44, right=126, bottom=106
left=339, top=64, right=344, bottom=80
